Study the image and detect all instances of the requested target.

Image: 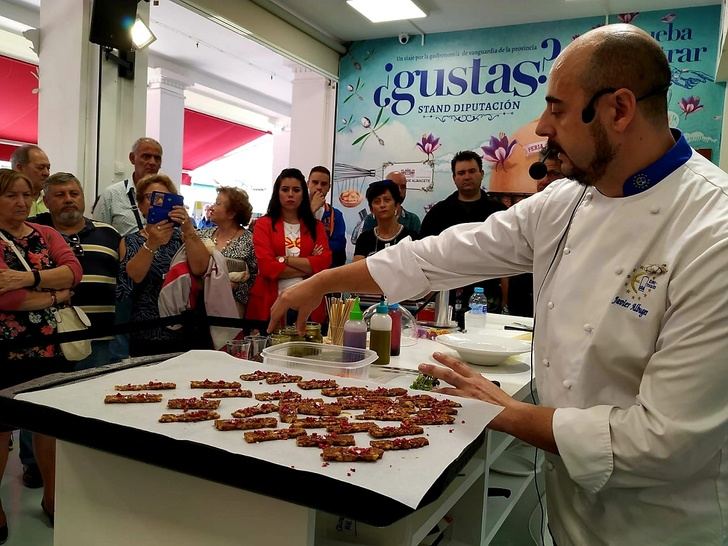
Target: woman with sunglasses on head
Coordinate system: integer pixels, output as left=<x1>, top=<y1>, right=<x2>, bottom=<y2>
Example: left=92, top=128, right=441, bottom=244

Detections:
left=0, top=169, right=83, bottom=541
left=117, top=174, right=209, bottom=356
left=246, top=168, right=331, bottom=328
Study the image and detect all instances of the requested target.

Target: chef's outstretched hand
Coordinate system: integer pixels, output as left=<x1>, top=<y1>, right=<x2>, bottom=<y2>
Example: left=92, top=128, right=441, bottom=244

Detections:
left=419, top=352, right=516, bottom=411
left=268, top=275, right=324, bottom=334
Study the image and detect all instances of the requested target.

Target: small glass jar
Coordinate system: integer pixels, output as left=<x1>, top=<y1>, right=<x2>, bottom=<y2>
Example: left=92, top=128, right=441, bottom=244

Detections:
left=283, top=326, right=305, bottom=342
left=304, top=322, right=323, bottom=344
left=269, top=332, right=292, bottom=346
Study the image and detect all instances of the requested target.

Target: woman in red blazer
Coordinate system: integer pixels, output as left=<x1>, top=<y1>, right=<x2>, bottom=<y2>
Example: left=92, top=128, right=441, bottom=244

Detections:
left=246, top=168, right=331, bottom=327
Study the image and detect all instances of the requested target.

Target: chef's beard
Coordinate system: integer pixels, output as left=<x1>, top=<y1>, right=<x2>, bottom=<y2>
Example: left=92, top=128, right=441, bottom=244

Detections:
left=566, top=120, right=617, bottom=187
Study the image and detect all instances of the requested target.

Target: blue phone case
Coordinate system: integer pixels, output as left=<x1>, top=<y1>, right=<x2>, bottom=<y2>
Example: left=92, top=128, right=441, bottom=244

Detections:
left=147, top=191, right=184, bottom=224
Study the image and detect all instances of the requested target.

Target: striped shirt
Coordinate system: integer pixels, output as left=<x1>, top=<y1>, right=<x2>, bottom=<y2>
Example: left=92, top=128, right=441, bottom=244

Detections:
left=30, top=214, right=121, bottom=336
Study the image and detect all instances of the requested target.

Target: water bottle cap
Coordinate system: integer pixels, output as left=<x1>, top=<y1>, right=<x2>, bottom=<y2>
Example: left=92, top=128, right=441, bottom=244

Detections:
left=349, top=298, right=363, bottom=320
left=474, top=287, right=484, bottom=294
left=376, top=301, right=389, bottom=314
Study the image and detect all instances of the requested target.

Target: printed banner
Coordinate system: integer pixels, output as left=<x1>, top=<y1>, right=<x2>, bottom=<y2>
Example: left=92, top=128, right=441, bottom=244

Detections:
left=611, top=8, right=723, bottom=160
left=333, top=6, right=724, bottom=258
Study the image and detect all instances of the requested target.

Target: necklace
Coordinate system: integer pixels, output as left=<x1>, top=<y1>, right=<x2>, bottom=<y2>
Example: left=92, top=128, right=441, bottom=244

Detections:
left=374, top=224, right=403, bottom=241
left=213, top=228, right=240, bottom=248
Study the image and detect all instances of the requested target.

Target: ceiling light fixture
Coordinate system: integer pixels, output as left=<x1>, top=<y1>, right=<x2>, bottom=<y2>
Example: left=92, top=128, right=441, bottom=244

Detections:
left=130, top=18, right=156, bottom=49
left=346, top=0, right=426, bottom=23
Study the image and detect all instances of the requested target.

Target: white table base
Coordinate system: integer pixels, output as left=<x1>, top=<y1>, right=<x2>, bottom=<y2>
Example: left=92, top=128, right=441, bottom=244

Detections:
left=54, top=441, right=315, bottom=546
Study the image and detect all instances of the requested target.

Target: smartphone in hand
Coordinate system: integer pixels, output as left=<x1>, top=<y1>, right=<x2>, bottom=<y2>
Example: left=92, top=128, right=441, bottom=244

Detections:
left=147, top=191, right=184, bottom=224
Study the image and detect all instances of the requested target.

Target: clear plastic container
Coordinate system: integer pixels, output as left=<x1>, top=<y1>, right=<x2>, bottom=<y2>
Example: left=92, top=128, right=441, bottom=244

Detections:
left=261, top=342, right=377, bottom=379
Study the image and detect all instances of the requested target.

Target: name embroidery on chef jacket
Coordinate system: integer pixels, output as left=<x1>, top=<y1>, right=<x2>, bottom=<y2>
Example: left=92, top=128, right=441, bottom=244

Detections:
left=611, top=263, right=668, bottom=318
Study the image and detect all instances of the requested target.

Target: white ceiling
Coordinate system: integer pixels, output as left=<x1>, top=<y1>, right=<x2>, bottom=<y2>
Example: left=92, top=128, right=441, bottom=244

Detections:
left=259, top=0, right=720, bottom=42
left=149, top=0, right=297, bottom=107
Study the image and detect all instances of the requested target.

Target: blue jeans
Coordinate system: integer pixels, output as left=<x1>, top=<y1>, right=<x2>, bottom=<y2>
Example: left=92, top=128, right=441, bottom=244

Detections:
left=74, top=339, right=116, bottom=370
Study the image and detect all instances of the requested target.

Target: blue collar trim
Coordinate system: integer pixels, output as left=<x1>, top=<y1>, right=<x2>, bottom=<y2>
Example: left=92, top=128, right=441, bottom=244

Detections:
left=623, top=129, right=691, bottom=196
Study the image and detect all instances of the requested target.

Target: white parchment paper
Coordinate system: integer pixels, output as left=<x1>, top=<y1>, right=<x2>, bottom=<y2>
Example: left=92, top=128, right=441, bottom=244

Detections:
left=16, top=350, right=502, bottom=509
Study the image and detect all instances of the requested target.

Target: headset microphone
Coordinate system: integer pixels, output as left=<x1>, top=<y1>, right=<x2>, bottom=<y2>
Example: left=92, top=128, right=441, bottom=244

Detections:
left=528, top=160, right=548, bottom=180
left=529, top=146, right=556, bottom=180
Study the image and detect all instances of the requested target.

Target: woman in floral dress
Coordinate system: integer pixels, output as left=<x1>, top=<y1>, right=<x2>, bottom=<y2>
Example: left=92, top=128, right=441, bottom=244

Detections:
left=0, top=169, right=82, bottom=538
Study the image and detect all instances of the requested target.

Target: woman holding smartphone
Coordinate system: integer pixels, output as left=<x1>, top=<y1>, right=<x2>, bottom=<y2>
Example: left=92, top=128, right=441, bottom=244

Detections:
left=117, top=174, right=209, bottom=356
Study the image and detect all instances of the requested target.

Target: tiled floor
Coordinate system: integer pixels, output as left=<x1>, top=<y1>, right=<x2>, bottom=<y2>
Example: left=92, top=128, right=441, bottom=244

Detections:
left=1, top=433, right=53, bottom=546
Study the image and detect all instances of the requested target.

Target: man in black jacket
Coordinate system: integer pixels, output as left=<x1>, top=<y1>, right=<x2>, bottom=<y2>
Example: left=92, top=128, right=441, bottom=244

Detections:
left=420, top=150, right=506, bottom=325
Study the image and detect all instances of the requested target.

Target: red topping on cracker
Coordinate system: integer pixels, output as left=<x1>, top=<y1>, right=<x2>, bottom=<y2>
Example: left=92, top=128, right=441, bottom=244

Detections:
left=104, top=393, right=163, bottom=404
left=190, top=379, right=241, bottom=389
left=115, top=381, right=176, bottom=391
left=159, top=410, right=220, bottom=422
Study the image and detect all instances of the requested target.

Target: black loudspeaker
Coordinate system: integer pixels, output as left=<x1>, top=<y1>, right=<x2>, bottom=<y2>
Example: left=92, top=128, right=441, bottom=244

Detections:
left=89, top=0, right=138, bottom=51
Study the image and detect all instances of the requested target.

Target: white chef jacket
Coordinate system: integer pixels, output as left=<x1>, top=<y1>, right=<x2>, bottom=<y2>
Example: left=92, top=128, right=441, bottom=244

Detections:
left=367, top=149, right=728, bottom=545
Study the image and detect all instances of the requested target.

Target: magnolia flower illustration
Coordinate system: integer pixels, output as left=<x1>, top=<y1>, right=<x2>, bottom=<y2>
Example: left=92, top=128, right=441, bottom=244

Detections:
left=679, top=96, right=704, bottom=117
left=416, top=133, right=441, bottom=160
left=618, top=12, right=639, bottom=23
left=481, top=133, right=517, bottom=171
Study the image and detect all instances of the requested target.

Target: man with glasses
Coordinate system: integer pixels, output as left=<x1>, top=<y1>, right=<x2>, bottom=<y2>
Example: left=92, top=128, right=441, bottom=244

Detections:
left=271, top=25, right=728, bottom=545
left=30, top=172, right=121, bottom=369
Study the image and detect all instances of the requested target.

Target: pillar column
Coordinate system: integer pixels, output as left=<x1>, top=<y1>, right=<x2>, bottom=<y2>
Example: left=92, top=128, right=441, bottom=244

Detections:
left=289, top=68, right=336, bottom=174
left=38, top=0, right=149, bottom=208
left=146, top=67, right=188, bottom=188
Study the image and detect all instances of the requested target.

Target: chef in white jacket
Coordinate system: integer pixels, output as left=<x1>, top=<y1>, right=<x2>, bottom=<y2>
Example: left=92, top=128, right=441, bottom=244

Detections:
left=270, top=24, right=728, bottom=546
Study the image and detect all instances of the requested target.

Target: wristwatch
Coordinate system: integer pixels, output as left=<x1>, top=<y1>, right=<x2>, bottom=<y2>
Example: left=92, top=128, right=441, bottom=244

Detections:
left=278, top=256, right=288, bottom=265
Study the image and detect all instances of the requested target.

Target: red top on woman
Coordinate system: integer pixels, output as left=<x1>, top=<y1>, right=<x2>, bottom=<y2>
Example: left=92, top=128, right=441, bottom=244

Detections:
left=246, top=216, right=331, bottom=323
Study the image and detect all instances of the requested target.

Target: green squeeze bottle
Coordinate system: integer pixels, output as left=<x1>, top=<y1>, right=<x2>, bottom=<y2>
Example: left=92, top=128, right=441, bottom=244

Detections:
left=369, top=300, right=392, bottom=365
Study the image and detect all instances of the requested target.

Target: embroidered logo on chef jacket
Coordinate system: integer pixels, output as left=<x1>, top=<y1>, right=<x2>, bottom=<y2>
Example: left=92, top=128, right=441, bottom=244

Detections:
left=611, top=263, right=668, bottom=318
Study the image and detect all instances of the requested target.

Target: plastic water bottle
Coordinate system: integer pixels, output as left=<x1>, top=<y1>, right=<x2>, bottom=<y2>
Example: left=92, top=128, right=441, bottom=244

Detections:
left=465, top=287, right=488, bottom=332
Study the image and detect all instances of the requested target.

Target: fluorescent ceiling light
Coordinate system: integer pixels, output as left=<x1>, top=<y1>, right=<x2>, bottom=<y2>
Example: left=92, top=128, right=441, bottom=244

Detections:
left=131, top=18, right=156, bottom=50
left=347, top=0, right=426, bottom=23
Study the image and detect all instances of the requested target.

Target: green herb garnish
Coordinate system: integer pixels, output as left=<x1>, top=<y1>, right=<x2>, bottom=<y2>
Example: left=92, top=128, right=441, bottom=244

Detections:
left=410, top=374, right=440, bottom=391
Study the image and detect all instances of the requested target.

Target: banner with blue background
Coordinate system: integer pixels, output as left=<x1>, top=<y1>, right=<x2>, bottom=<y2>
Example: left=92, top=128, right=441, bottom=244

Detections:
left=333, top=6, right=724, bottom=257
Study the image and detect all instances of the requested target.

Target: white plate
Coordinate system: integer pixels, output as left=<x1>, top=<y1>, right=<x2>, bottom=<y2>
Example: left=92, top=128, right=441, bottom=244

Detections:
left=435, top=333, right=531, bottom=365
